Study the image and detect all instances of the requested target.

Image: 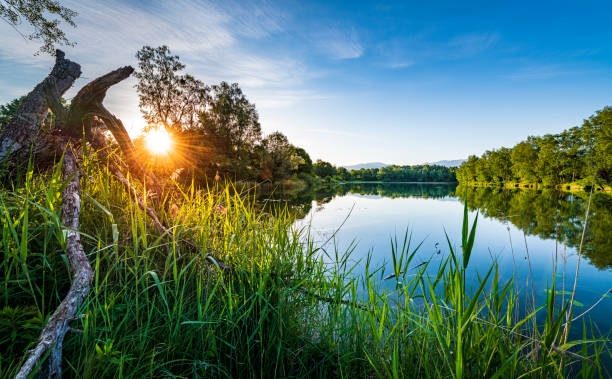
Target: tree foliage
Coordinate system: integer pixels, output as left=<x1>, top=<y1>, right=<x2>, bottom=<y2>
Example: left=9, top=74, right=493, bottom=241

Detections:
left=313, top=159, right=337, bottom=179
left=133, top=45, right=317, bottom=182
left=456, top=107, right=612, bottom=189
left=134, top=45, right=209, bottom=132
left=0, top=0, right=77, bottom=54
left=0, top=96, right=24, bottom=132
left=199, top=82, right=262, bottom=178
left=259, top=131, right=301, bottom=182
left=309, top=160, right=456, bottom=182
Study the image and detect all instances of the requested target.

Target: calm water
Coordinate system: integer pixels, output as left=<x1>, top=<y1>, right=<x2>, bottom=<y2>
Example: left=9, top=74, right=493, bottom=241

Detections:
left=290, top=183, right=612, bottom=339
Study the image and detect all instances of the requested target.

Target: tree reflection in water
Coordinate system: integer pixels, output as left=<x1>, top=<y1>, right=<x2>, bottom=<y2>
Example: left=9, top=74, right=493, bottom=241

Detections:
left=259, top=182, right=611, bottom=269
left=455, top=185, right=612, bottom=269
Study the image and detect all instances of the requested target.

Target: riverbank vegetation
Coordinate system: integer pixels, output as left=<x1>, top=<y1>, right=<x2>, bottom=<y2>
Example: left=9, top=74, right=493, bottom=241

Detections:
left=456, top=107, right=611, bottom=191
left=313, top=160, right=457, bottom=183
left=1, top=159, right=610, bottom=377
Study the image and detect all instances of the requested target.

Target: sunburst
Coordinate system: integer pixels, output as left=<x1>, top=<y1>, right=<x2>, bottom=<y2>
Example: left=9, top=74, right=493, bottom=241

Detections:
left=145, top=127, right=172, bottom=155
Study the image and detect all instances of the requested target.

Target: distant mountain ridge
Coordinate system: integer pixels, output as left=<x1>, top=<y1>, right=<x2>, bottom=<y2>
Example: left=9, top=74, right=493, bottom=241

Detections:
left=342, top=159, right=465, bottom=171
left=423, top=159, right=466, bottom=168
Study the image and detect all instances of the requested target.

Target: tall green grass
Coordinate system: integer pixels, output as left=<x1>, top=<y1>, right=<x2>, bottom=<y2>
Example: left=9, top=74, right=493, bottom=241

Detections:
left=0, top=156, right=610, bottom=378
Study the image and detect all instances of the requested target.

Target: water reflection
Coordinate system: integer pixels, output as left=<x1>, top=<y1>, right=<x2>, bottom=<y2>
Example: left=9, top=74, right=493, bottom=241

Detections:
left=455, top=185, right=612, bottom=269
left=265, top=182, right=611, bottom=270
left=284, top=183, right=612, bottom=371
left=259, top=182, right=458, bottom=219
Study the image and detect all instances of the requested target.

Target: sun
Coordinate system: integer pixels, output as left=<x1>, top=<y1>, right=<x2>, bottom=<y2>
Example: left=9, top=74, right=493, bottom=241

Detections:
left=145, top=127, right=173, bottom=155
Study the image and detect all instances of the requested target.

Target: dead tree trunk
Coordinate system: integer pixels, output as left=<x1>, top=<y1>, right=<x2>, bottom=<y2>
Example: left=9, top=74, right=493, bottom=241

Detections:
left=15, top=142, right=92, bottom=379
left=63, top=65, right=162, bottom=197
left=0, top=51, right=161, bottom=196
left=4, top=50, right=226, bottom=378
left=1, top=50, right=161, bottom=378
left=0, top=51, right=81, bottom=165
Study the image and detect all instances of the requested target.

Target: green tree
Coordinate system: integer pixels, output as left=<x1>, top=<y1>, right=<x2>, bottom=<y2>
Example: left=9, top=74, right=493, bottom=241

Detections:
left=259, top=131, right=298, bottom=182
left=476, top=151, right=493, bottom=183
left=199, top=82, right=262, bottom=178
left=536, top=135, right=560, bottom=187
left=313, top=159, right=336, bottom=179
left=582, top=107, right=612, bottom=186
left=1, top=0, right=77, bottom=54
left=456, top=155, right=480, bottom=183
left=511, top=139, right=539, bottom=183
left=457, top=107, right=612, bottom=189
left=294, top=147, right=313, bottom=175
left=488, top=148, right=513, bottom=184
left=0, top=96, right=24, bottom=132
left=134, top=45, right=209, bottom=132
left=336, top=167, right=351, bottom=181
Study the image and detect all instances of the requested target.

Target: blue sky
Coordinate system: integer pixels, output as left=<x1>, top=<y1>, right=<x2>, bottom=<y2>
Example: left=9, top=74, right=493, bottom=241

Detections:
left=1, top=0, right=611, bottom=166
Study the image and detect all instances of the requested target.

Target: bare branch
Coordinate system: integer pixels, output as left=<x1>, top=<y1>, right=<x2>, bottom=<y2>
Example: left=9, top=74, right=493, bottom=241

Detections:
left=15, top=142, right=93, bottom=379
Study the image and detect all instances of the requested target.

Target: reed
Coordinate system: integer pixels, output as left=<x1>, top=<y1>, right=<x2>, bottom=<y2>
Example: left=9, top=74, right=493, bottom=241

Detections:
left=0, top=158, right=609, bottom=378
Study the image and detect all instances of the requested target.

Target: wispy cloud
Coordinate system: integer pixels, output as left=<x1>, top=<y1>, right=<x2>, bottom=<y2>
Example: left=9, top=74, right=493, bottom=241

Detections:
left=376, top=31, right=499, bottom=68
left=218, top=0, right=287, bottom=39
left=0, top=0, right=323, bottom=122
left=445, top=32, right=499, bottom=58
left=188, top=53, right=305, bottom=89
left=246, top=89, right=329, bottom=109
left=313, top=26, right=364, bottom=60
left=374, top=38, right=417, bottom=69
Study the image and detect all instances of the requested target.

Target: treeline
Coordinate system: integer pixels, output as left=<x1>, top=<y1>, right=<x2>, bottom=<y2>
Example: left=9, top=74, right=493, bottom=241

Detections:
left=0, top=46, right=459, bottom=187
left=456, top=107, right=612, bottom=189
left=0, top=46, right=318, bottom=186
left=312, top=161, right=456, bottom=182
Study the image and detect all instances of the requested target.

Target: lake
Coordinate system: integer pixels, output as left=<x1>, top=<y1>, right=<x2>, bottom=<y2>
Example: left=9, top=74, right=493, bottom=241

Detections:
left=290, top=183, right=612, bottom=343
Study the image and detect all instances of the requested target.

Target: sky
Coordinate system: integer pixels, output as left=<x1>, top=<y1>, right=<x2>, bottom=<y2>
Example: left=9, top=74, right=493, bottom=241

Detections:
left=1, top=0, right=611, bottom=166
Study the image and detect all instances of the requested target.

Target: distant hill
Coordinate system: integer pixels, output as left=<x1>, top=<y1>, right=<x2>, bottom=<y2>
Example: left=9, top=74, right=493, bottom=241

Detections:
left=343, top=162, right=388, bottom=170
left=343, top=160, right=465, bottom=170
left=424, top=159, right=466, bottom=168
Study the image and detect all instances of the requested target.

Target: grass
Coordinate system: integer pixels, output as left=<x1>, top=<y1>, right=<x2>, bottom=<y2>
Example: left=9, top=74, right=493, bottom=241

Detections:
left=0, top=155, right=610, bottom=378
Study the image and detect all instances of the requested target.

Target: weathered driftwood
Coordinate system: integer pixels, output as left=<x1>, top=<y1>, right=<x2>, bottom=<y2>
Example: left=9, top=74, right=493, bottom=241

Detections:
left=64, top=66, right=162, bottom=197
left=5, top=51, right=160, bottom=378
left=15, top=142, right=92, bottom=379
left=0, top=50, right=81, bottom=164
left=0, top=51, right=161, bottom=196
left=7, top=50, right=228, bottom=378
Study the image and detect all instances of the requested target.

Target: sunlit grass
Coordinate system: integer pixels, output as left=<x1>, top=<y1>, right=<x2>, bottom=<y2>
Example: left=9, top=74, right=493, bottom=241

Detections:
left=0, top=153, right=610, bottom=378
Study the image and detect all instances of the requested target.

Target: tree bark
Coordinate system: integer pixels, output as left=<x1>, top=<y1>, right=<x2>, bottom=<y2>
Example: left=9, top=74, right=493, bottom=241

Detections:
left=6, top=50, right=225, bottom=377
left=65, top=66, right=162, bottom=197
left=0, top=50, right=81, bottom=164
left=4, top=51, right=160, bottom=378
left=15, top=142, right=92, bottom=379
left=0, top=51, right=161, bottom=196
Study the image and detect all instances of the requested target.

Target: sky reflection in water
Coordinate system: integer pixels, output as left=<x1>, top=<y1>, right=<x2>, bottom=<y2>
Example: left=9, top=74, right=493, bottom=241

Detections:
left=293, top=184, right=612, bottom=336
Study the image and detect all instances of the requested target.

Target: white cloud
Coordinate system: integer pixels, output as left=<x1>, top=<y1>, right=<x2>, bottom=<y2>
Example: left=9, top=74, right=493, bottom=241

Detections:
left=375, top=31, right=499, bottom=68
left=0, top=0, right=325, bottom=125
left=217, top=0, right=287, bottom=39
left=314, top=26, right=364, bottom=60
left=252, top=89, right=330, bottom=109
